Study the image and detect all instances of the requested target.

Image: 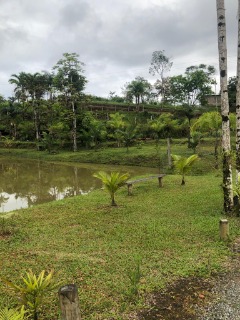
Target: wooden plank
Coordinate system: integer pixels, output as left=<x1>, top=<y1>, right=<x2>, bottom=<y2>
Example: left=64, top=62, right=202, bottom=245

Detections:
left=126, top=174, right=165, bottom=185
left=126, top=174, right=166, bottom=195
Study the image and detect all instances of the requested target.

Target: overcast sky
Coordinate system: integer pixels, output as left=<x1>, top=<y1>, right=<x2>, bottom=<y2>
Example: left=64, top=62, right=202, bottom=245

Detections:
left=0, top=0, right=238, bottom=98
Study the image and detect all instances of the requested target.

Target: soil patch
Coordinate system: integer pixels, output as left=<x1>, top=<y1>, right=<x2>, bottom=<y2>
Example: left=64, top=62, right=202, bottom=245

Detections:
left=137, top=276, right=213, bottom=320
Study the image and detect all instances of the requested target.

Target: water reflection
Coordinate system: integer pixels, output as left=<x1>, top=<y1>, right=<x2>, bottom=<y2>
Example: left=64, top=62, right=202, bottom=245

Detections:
left=0, top=159, right=158, bottom=212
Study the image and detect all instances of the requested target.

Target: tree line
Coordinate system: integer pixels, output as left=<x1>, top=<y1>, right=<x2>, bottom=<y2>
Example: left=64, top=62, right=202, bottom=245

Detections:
left=0, top=50, right=224, bottom=152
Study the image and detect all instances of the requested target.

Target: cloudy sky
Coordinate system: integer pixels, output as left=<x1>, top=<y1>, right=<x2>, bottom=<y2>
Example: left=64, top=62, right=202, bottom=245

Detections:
left=0, top=0, right=238, bottom=98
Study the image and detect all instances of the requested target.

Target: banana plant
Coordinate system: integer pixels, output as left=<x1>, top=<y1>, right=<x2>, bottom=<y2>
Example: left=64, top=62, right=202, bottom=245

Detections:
left=2, top=270, right=60, bottom=320
left=93, top=171, right=130, bottom=206
left=172, top=154, right=199, bottom=185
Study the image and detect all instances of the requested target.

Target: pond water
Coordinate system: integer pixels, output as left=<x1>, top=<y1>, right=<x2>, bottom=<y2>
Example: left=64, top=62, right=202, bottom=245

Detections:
left=0, top=158, right=158, bottom=213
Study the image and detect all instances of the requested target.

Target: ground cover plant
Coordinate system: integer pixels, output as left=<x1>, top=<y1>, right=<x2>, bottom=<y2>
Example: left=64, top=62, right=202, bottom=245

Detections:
left=0, top=174, right=240, bottom=319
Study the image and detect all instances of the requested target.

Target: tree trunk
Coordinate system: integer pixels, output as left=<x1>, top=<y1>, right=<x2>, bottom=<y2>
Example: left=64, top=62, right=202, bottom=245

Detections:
left=33, top=108, right=40, bottom=151
left=216, top=0, right=233, bottom=214
left=72, top=102, right=77, bottom=152
left=181, top=175, right=185, bottom=185
left=167, top=137, right=172, bottom=167
left=236, top=0, right=240, bottom=184
left=111, top=194, right=117, bottom=206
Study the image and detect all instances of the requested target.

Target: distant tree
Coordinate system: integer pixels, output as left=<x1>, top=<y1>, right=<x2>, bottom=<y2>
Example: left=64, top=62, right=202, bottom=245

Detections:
left=53, top=53, right=87, bottom=152
left=193, top=111, right=221, bottom=168
left=149, top=113, right=180, bottom=167
left=9, top=72, right=50, bottom=146
left=123, top=77, right=152, bottom=105
left=167, top=64, right=215, bottom=106
left=81, top=112, right=107, bottom=148
left=9, top=72, right=29, bottom=104
left=108, top=91, right=125, bottom=103
left=107, top=112, right=126, bottom=147
left=118, top=124, right=138, bottom=152
left=149, top=50, right=173, bottom=102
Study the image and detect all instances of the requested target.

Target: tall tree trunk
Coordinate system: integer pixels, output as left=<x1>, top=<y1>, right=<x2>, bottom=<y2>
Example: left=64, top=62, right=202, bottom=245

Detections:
left=72, top=101, right=77, bottom=152
left=167, top=137, right=172, bottom=167
left=216, top=0, right=233, bottom=214
left=33, top=107, right=40, bottom=151
left=236, top=0, right=240, bottom=184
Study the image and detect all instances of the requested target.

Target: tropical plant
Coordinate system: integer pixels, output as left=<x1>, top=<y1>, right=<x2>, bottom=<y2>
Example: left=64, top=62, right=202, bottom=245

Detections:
left=127, top=256, right=142, bottom=299
left=2, top=270, right=60, bottom=320
left=107, top=112, right=126, bottom=147
left=192, top=111, right=221, bottom=168
left=122, top=76, right=152, bottom=105
left=172, top=154, right=199, bottom=185
left=0, top=306, right=26, bottom=320
left=189, top=130, right=202, bottom=154
left=149, top=113, right=180, bottom=166
left=93, top=171, right=130, bottom=206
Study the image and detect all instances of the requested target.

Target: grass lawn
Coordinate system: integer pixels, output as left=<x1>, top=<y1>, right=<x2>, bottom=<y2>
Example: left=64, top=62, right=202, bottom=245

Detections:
left=0, top=138, right=220, bottom=175
left=0, top=173, right=239, bottom=319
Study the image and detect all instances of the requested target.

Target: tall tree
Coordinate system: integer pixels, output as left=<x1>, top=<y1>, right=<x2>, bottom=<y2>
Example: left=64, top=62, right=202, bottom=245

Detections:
left=167, top=64, right=215, bottom=106
left=236, top=1, right=240, bottom=185
left=216, top=0, right=233, bottom=213
left=123, top=76, right=152, bottom=106
left=149, top=50, right=173, bottom=102
left=53, top=53, right=87, bottom=152
left=9, top=72, right=29, bottom=104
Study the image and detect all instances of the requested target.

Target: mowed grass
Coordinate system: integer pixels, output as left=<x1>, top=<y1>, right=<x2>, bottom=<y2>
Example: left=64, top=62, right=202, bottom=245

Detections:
left=0, top=137, right=221, bottom=175
left=0, top=174, right=239, bottom=319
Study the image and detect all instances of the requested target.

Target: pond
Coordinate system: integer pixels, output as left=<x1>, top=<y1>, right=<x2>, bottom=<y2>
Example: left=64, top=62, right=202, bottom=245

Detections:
left=0, top=158, right=159, bottom=213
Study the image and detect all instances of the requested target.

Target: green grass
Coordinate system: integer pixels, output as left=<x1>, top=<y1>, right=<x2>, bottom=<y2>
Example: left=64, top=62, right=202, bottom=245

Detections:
left=0, top=174, right=239, bottom=319
left=0, top=138, right=220, bottom=175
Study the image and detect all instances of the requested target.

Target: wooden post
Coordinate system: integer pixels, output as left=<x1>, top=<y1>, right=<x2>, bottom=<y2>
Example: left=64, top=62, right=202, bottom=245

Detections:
left=127, top=183, right=133, bottom=195
left=59, top=284, right=81, bottom=320
left=219, top=219, right=229, bottom=240
left=158, top=176, right=163, bottom=188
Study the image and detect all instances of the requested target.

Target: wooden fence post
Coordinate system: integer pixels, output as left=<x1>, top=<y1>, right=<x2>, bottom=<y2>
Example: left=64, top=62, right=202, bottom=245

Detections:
left=219, top=219, right=229, bottom=240
left=58, top=284, right=81, bottom=320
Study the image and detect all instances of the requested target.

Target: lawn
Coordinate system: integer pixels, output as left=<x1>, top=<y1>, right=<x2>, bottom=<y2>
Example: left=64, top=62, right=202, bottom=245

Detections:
left=0, top=173, right=239, bottom=319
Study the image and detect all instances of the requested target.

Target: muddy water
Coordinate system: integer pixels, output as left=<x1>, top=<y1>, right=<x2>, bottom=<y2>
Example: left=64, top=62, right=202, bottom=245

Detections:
left=0, top=158, right=158, bottom=212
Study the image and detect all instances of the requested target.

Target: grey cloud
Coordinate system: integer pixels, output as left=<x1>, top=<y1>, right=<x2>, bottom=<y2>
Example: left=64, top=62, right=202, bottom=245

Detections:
left=0, top=0, right=238, bottom=98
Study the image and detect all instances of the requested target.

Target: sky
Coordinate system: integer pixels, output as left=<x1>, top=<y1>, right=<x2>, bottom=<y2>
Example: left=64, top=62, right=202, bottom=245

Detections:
left=0, top=0, right=238, bottom=99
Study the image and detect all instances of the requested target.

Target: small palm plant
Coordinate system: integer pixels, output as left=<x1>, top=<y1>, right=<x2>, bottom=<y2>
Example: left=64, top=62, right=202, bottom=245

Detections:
left=172, top=154, right=199, bottom=185
left=93, top=171, right=130, bottom=206
left=0, top=306, right=25, bottom=320
left=2, top=270, right=60, bottom=320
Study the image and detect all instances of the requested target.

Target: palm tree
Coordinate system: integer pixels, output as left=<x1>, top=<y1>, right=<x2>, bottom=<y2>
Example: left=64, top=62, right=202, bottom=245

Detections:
left=93, top=171, right=130, bottom=206
left=149, top=113, right=179, bottom=166
left=9, top=72, right=29, bottom=104
left=216, top=0, right=233, bottom=213
left=107, top=112, right=126, bottom=147
left=172, top=154, right=199, bottom=185
left=192, top=111, right=221, bottom=168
